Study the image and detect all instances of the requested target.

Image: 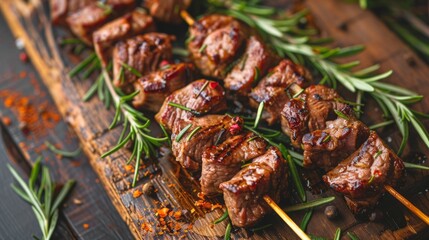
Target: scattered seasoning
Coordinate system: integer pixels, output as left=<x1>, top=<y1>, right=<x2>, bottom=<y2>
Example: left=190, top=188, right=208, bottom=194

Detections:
left=334, top=110, right=349, bottom=120
left=157, top=207, right=170, bottom=218
left=124, top=164, right=134, bottom=172
left=324, top=205, right=339, bottom=220
left=209, top=81, right=219, bottom=89
left=198, top=44, right=207, bottom=53
left=141, top=222, right=153, bottom=232
left=194, top=81, right=209, bottom=98
left=83, top=223, right=90, bottom=230
left=19, top=52, right=28, bottom=63
left=173, top=211, right=182, bottom=220
left=176, top=123, right=192, bottom=142
left=374, top=150, right=382, bottom=158
left=73, top=198, right=83, bottom=205
left=229, top=123, right=242, bottom=135
left=133, top=189, right=143, bottom=198
left=159, top=60, right=171, bottom=70
left=2, top=116, right=12, bottom=126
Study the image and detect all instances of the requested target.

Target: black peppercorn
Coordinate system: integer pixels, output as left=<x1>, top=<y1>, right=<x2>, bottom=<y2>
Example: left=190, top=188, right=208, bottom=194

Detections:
left=325, top=205, right=339, bottom=220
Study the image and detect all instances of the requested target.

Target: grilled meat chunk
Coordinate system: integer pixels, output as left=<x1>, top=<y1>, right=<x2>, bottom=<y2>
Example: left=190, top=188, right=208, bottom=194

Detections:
left=132, top=63, right=195, bottom=112
left=145, top=0, right=191, bottom=24
left=171, top=115, right=243, bottom=171
left=224, top=35, right=278, bottom=95
left=93, top=10, right=156, bottom=65
left=220, top=147, right=287, bottom=227
left=281, top=85, right=355, bottom=147
left=249, top=60, right=312, bottom=125
left=200, top=133, right=267, bottom=196
left=50, top=0, right=93, bottom=25
left=65, top=0, right=135, bottom=44
left=302, top=118, right=370, bottom=170
left=323, top=131, right=404, bottom=213
left=188, top=14, right=249, bottom=79
left=155, top=80, right=227, bottom=132
left=113, top=33, right=174, bottom=91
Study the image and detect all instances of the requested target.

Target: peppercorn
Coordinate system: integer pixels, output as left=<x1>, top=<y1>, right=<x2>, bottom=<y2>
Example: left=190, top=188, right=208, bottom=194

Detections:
left=142, top=182, right=155, bottom=196
left=324, top=205, right=339, bottom=220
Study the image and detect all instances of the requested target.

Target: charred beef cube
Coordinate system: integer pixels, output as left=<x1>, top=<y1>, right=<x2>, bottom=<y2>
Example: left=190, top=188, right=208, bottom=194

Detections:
left=281, top=85, right=355, bottom=147
left=50, top=0, right=93, bottom=25
left=145, top=0, right=191, bottom=24
left=171, top=115, right=243, bottom=171
left=249, top=60, right=312, bottom=125
left=188, top=14, right=249, bottom=79
left=302, top=118, right=370, bottom=170
left=132, top=63, right=195, bottom=112
left=65, top=0, right=135, bottom=44
left=224, top=35, right=278, bottom=95
left=155, top=79, right=227, bottom=132
left=200, top=133, right=267, bottom=196
left=112, top=33, right=174, bottom=91
left=220, top=147, right=287, bottom=227
left=323, top=131, right=404, bottom=213
left=93, top=10, right=156, bottom=66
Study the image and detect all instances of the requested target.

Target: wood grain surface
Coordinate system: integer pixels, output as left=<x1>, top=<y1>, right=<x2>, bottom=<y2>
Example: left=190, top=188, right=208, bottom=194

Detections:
left=0, top=0, right=428, bottom=239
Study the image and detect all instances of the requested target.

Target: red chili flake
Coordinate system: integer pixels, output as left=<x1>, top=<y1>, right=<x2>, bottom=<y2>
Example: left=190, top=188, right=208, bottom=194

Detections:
left=229, top=123, right=242, bottom=135
left=159, top=60, right=170, bottom=68
left=19, top=52, right=28, bottom=63
left=2, top=116, right=12, bottom=126
left=209, top=81, right=219, bottom=89
left=373, top=170, right=381, bottom=177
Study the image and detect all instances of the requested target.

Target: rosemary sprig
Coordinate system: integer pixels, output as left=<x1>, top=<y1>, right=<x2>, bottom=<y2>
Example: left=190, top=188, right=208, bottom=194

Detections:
left=283, top=196, right=335, bottom=212
left=209, top=0, right=429, bottom=155
left=45, top=141, right=81, bottom=158
left=8, top=158, right=75, bottom=240
left=100, top=70, right=168, bottom=187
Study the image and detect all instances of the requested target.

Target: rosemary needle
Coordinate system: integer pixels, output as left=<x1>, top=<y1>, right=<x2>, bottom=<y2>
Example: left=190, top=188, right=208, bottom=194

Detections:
left=283, top=196, right=335, bottom=212
left=214, top=210, right=229, bottom=224
left=45, top=141, right=81, bottom=158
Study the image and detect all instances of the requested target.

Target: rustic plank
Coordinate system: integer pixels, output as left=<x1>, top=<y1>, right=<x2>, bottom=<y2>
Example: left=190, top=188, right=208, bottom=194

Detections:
left=1, top=0, right=428, bottom=239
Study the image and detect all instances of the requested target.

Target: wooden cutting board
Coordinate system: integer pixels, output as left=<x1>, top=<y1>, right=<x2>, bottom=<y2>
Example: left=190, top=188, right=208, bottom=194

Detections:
left=1, top=0, right=428, bottom=239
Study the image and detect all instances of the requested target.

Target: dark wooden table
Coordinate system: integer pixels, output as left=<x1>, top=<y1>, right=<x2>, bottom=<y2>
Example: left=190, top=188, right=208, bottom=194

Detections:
left=1, top=0, right=429, bottom=239
left=0, top=13, right=133, bottom=240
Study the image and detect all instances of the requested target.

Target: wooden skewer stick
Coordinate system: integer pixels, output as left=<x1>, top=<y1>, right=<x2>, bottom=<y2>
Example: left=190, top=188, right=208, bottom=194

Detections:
left=384, top=185, right=429, bottom=225
left=180, top=10, right=195, bottom=26
left=179, top=9, right=310, bottom=240
left=264, top=195, right=311, bottom=240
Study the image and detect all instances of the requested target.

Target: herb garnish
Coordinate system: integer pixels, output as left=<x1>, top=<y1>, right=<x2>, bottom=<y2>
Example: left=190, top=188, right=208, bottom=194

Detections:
left=214, top=210, right=229, bottom=224
left=176, top=123, right=193, bottom=142
left=8, top=157, right=75, bottom=240
left=45, top=141, right=81, bottom=158
left=186, top=126, right=201, bottom=141
left=168, top=102, right=201, bottom=115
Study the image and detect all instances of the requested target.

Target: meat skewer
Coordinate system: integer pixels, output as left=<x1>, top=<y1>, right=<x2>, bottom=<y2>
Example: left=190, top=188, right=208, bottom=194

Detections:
left=180, top=10, right=429, bottom=226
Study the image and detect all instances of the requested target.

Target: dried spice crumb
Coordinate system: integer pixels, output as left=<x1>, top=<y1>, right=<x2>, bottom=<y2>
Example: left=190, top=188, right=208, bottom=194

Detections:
left=157, top=207, right=170, bottom=218
left=2, top=116, right=12, bottom=126
left=173, top=211, right=182, bottom=220
left=73, top=198, right=82, bottom=205
left=133, top=189, right=143, bottom=198
left=141, top=222, right=152, bottom=232
left=124, top=164, right=133, bottom=172
left=83, top=223, right=89, bottom=230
